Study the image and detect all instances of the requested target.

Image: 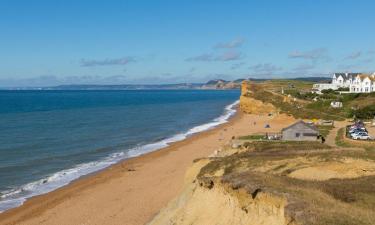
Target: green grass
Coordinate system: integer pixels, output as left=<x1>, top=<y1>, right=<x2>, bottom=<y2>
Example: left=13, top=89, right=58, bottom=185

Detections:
left=238, top=134, right=265, bottom=140
left=317, top=125, right=334, bottom=138
left=197, top=140, right=375, bottom=225
left=248, top=82, right=350, bottom=120
left=247, top=81, right=375, bottom=121
left=335, top=128, right=352, bottom=147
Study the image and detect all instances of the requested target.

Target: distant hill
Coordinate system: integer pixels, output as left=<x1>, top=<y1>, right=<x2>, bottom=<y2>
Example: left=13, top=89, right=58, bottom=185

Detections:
left=43, top=83, right=204, bottom=90
left=292, top=77, right=331, bottom=83
left=1, top=77, right=330, bottom=90
left=201, top=79, right=243, bottom=90
left=247, top=77, right=331, bottom=83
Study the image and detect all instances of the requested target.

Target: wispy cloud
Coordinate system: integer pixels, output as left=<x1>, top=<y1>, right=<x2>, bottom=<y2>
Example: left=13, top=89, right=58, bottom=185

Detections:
left=215, top=51, right=243, bottom=61
left=80, top=57, right=136, bottom=67
left=288, top=48, right=329, bottom=61
left=345, top=51, right=362, bottom=60
left=249, top=63, right=283, bottom=75
left=214, top=38, right=245, bottom=49
left=186, top=51, right=243, bottom=62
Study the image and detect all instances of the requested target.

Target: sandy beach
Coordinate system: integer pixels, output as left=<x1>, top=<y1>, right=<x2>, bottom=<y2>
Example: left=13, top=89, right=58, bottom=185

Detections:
left=0, top=111, right=295, bottom=225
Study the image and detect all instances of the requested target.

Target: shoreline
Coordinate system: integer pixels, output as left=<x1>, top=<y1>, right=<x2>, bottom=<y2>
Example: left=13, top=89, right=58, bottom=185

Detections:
left=0, top=100, right=239, bottom=213
left=0, top=108, right=295, bottom=225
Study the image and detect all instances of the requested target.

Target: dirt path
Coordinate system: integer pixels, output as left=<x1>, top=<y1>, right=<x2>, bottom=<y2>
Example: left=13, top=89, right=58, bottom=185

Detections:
left=325, top=121, right=348, bottom=147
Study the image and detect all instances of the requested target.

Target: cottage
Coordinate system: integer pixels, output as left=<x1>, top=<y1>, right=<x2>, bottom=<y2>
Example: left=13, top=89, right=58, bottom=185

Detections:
left=281, top=121, right=319, bottom=141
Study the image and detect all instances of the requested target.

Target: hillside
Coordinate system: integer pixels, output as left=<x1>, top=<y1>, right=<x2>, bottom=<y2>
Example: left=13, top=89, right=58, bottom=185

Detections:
left=149, top=140, right=375, bottom=225
left=241, top=80, right=375, bottom=120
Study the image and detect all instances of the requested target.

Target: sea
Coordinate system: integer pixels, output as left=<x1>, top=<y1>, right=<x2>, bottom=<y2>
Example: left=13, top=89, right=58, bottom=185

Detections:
left=0, top=89, right=239, bottom=212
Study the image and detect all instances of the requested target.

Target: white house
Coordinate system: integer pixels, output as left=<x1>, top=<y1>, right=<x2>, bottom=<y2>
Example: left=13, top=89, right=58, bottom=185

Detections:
left=350, top=74, right=375, bottom=93
left=313, top=73, right=375, bottom=93
left=332, top=73, right=358, bottom=88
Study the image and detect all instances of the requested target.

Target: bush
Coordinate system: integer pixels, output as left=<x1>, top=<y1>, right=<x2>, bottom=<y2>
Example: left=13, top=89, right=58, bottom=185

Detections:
left=337, top=87, right=350, bottom=91
left=352, top=105, right=375, bottom=119
left=321, top=89, right=336, bottom=94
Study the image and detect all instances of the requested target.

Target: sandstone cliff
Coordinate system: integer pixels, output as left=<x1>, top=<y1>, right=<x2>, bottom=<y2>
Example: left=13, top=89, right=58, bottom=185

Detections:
left=148, top=159, right=296, bottom=225
left=239, top=80, right=276, bottom=114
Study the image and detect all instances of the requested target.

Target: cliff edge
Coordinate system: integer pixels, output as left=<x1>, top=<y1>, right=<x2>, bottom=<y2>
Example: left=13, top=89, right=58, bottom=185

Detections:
left=239, top=81, right=276, bottom=114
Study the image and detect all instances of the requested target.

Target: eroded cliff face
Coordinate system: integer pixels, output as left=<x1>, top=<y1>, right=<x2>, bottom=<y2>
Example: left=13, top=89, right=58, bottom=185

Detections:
left=239, top=81, right=276, bottom=114
left=239, top=95, right=276, bottom=114
left=148, top=159, right=296, bottom=225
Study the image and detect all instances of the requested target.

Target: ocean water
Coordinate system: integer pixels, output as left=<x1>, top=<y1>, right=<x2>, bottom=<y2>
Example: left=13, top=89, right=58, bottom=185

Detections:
left=0, top=89, right=239, bottom=212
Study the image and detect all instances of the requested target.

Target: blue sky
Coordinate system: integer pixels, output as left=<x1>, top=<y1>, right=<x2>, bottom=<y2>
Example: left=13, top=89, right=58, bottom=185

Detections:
left=0, top=0, right=374, bottom=86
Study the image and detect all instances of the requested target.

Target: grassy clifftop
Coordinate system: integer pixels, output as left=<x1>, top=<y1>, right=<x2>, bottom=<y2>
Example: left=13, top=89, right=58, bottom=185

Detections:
left=149, top=139, right=375, bottom=225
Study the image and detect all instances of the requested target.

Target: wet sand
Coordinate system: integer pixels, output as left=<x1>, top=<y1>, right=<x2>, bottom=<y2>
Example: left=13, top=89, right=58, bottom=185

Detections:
left=0, top=111, right=295, bottom=225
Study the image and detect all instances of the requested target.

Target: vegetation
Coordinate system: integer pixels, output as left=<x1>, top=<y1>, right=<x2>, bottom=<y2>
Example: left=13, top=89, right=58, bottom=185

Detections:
left=337, top=87, right=350, bottom=92
left=247, top=83, right=345, bottom=120
left=350, top=105, right=375, bottom=119
left=335, top=128, right=351, bottom=147
left=198, top=141, right=375, bottom=225
left=317, top=125, right=334, bottom=138
left=238, top=134, right=265, bottom=140
left=246, top=81, right=375, bottom=120
left=284, top=89, right=318, bottom=100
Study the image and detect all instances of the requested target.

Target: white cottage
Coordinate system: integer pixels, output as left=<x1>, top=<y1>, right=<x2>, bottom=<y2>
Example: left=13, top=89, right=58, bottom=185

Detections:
left=350, top=74, right=375, bottom=93
left=313, top=73, right=375, bottom=93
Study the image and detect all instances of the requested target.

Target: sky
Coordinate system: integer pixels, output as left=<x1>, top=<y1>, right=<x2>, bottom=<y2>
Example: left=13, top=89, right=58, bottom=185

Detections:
left=0, top=0, right=375, bottom=87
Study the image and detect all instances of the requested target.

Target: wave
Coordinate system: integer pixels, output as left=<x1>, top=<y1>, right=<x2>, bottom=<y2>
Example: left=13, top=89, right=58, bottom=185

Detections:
left=0, top=100, right=239, bottom=213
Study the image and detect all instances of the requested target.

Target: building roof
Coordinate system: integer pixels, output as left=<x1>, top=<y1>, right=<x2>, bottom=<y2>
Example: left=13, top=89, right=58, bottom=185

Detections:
left=356, top=73, right=374, bottom=81
left=281, top=120, right=318, bottom=132
left=333, top=73, right=360, bottom=81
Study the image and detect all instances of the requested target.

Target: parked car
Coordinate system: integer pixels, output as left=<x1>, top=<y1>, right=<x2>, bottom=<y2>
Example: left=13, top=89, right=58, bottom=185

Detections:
left=352, top=133, right=372, bottom=140
left=351, top=132, right=369, bottom=139
left=349, top=128, right=367, bottom=134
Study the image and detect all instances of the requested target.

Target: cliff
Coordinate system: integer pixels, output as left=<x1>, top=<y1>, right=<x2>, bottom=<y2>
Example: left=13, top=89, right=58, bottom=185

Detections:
left=148, top=139, right=375, bottom=225
left=148, top=159, right=295, bottom=225
left=239, top=81, right=276, bottom=114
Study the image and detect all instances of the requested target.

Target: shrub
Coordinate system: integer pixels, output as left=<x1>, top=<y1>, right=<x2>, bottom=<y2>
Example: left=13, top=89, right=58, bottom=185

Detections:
left=352, top=105, right=375, bottom=119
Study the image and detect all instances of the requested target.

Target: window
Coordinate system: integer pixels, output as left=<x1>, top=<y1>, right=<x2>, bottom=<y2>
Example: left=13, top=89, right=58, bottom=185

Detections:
left=303, top=133, right=317, bottom=137
left=295, top=133, right=300, bottom=137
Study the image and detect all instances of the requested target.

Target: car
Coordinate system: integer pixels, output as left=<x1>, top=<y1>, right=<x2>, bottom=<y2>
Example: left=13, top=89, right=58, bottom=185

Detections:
left=351, top=132, right=369, bottom=139
left=350, top=129, right=367, bottom=134
left=349, top=126, right=366, bottom=131
left=349, top=129, right=367, bottom=134
left=351, top=131, right=368, bottom=136
left=353, top=134, right=372, bottom=140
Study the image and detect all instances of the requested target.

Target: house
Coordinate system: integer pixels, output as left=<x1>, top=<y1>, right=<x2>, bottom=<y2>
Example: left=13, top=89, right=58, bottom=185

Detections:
left=312, top=72, right=375, bottom=93
left=350, top=74, right=375, bottom=93
left=332, top=73, right=359, bottom=88
left=281, top=121, right=319, bottom=141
